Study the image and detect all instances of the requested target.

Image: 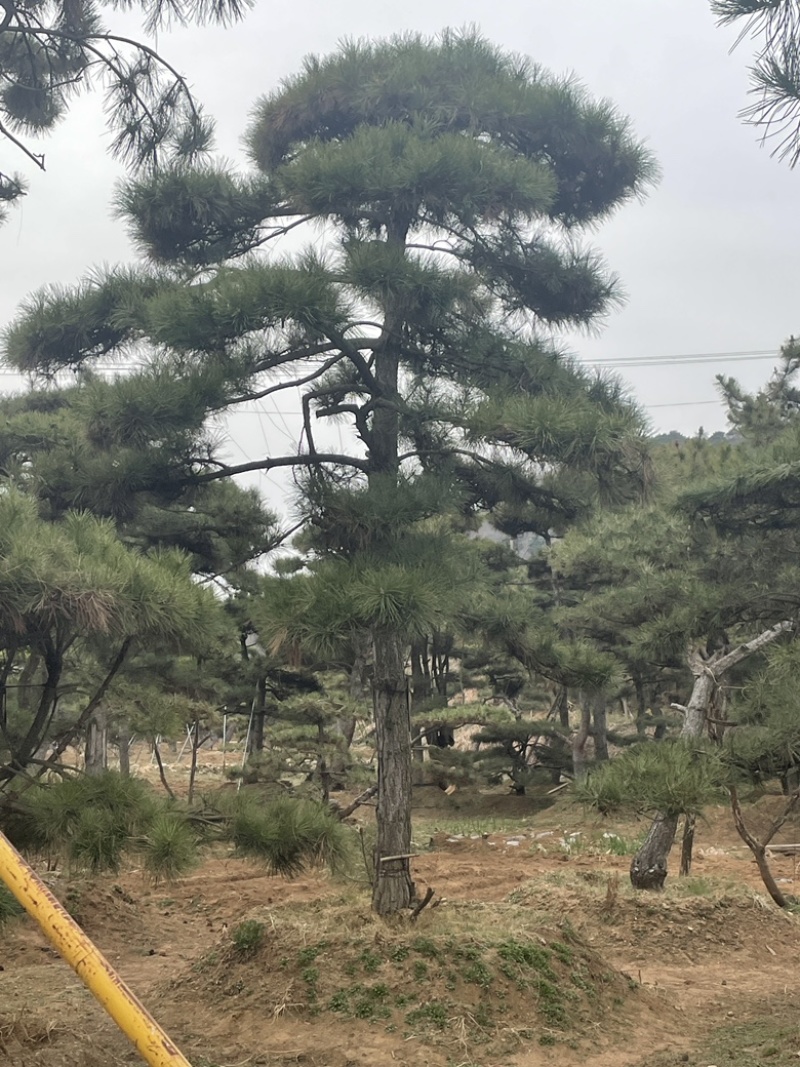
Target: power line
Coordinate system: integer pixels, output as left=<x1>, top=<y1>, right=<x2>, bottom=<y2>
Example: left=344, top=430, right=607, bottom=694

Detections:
left=0, top=347, right=785, bottom=377
left=586, top=349, right=778, bottom=368
left=647, top=400, right=721, bottom=409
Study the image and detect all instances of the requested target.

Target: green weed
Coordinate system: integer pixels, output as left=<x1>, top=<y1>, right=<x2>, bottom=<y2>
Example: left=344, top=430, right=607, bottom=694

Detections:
left=406, top=1001, right=449, bottom=1029
left=297, top=944, right=326, bottom=966
left=0, top=883, right=23, bottom=926
left=230, top=919, right=265, bottom=955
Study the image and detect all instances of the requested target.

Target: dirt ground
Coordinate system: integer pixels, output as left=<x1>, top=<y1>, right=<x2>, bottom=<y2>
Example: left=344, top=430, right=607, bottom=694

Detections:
left=3, top=749, right=800, bottom=1067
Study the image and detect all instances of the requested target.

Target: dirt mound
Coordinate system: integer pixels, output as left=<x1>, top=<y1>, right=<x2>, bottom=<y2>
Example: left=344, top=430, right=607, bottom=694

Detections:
left=164, top=897, right=643, bottom=1060
left=507, top=870, right=800, bottom=965
left=0, top=1008, right=130, bottom=1067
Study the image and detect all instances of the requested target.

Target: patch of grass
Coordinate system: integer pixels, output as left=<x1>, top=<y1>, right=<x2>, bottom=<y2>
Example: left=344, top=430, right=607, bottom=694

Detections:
left=0, top=883, right=23, bottom=926
left=413, top=816, right=536, bottom=840
left=497, top=940, right=557, bottom=981
left=192, top=949, right=219, bottom=972
left=600, top=832, right=642, bottom=856
left=359, top=948, right=381, bottom=974
left=230, top=919, right=265, bottom=956
left=463, top=960, right=492, bottom=988
left=406, top=1000, right=449, bottom=1030
left=537, top=978, right=568, bottom=1026
left=328, top=990, right=349, bottom=1013
left=550, top=941, right=574, bottom=965
left=203, top=898, right=625, bottom=1052
left=411, top=935, right=438, bottom=957
left=451, top=942, right=482, bottom=962
left=672, top=875, right=715, bottom=896
left=327, top=982, right=390, bottom=1020
left=473, top=1001, right=493, bottom=1029
left=643, top=1015, right=800, bottom=1067
left=297, top=943, right=326, bottom=966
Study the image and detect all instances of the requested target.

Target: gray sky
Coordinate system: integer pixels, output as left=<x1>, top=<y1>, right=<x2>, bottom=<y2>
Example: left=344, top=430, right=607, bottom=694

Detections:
left=1, top=0, right=798, bottom=511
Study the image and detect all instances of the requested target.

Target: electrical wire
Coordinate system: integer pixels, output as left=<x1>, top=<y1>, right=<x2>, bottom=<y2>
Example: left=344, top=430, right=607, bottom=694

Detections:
left=0, top=347, right=786, bottom=376
left=584, top=349, right=778, bottom=368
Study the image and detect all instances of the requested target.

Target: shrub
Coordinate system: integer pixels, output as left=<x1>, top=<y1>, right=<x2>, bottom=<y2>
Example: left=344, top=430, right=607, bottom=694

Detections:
left=231, top=920, right=265, bottom=955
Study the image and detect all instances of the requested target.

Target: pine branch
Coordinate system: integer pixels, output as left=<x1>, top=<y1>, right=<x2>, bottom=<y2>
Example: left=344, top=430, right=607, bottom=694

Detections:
left=187, top=452, right=370, bottom=485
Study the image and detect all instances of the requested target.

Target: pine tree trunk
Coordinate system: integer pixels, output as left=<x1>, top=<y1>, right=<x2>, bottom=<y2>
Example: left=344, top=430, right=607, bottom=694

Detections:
left=629, top=671, right=714, bottom=888
left=327, top=633, right=369, bottom=787
left=431, top=631, right=451, bottom=698
left=680, top=814, right=696, bottom=876
left=630, top=621, right=793, bottom=890
left=85, top=710, right=107, bottom=776
left=729, top=785, right=794, bottom=908
left=630, top=813, right=680, bottom=889
left=368, top=213, right=415, bottom=915
left=591, top=692, right=609, bottom=762
left=572, top=698, right=592, bottom=780
left=17, top=650, right=41, bottom=713
left=410, top=637, right=429, bottom=763
left=118, top=720, right=131, bottom=777
left=251, top=677, right=267, bottom=752
left=371, top=625, right=415, bottom=915
left=634, top=676, right=648, bottom=737
left=187, top=719, right=200, bottom=805
left=556, top=686, right=570, bottom=730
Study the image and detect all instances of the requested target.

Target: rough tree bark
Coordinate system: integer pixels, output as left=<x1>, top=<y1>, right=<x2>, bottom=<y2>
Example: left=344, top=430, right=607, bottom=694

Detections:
left=251, top=676, right=267, bottom=753
left=630, top=620, right=794, bottom=890
left=679, top=814, right=696, bottom=877
left=572, top=698, right=592, bottom=780
left=633, top=676, right=649, bottom=737
left=555, top=686, right=570, bottom=730
left=591, top=692, right=609, bottom=762
left=367, top=213, right=417, bottom=915
left=371, top=625, right=415, bottom=914
left=117, top=721, right=131, bottom=777
left=85, top=709, right=108, bottom=776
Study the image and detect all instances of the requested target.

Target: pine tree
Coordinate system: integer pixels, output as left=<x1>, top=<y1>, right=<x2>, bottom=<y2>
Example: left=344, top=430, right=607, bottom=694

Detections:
left=0, top=0, right=251, bottom=219
left=0, top=488, right=222, bottom=786
left=3, top=30, right=656, bottom=911
left=713, top=1, right=800, bottom=165
left=0, top=382, right=283, bottom=577
left=555, top=424, right=800, bottom=888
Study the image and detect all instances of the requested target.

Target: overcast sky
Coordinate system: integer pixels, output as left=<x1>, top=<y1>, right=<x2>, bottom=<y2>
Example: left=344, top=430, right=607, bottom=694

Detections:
left=1, top=0, right=798, bottom=512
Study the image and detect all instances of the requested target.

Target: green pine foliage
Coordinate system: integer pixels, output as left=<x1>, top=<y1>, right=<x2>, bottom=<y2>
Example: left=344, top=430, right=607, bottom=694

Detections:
left=0, top=485, right=230, bottom=782
left=724, top=642, right=800, bottom=789
left=0, top=882, right=24, bottom=927
left=2, top=771, right=355, bottom=883
left=225, top=794, right=353, bottom=876
left=0, top=0, right=250, bottom=220
left=577, top=740, right=728, bottom=819
left=5, top=772, right=159, bottom=871
left=712, top=1, right=800, bottom=166
left=141, top=813, right=200, bottom=885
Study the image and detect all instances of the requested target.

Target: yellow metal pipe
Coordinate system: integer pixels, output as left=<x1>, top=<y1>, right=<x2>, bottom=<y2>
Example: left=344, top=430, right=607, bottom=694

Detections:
left=0, top=830, right=193, bottom=1067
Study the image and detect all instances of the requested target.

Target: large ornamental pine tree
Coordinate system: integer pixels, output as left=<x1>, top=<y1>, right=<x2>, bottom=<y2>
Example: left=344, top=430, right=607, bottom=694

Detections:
left=2, top=31, right=656, bottom=911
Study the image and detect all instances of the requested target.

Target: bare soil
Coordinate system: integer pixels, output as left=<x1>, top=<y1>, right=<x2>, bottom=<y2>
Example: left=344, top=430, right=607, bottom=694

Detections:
left=3, top=755, right=800, bottom=1067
